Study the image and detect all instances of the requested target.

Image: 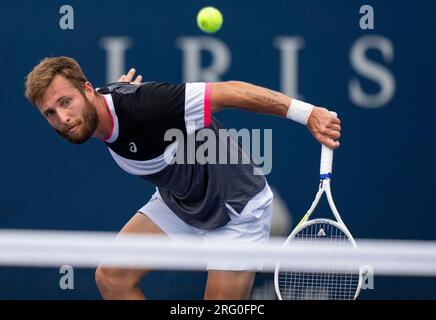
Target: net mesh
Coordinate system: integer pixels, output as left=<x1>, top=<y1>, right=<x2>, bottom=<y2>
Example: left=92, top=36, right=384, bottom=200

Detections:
left=277, top=221, right=361, bottom=300
left=1, top=229, right=436, bottom=300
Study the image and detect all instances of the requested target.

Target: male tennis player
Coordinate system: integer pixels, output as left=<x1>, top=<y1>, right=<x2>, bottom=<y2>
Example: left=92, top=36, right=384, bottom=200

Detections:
left=25, top=56, right=341, bottom=300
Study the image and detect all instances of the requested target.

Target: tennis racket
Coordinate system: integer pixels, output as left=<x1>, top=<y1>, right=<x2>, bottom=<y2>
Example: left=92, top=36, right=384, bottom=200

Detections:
left=274, top=115, right=363, bottom=300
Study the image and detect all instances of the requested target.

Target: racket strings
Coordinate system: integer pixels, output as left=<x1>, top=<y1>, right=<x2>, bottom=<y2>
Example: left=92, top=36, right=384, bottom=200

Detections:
left=278, top=222, right=360, bottom=300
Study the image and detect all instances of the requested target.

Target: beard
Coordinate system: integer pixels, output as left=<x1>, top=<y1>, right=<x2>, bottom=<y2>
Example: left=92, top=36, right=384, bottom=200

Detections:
left=54, top=95, right=99, bottom=144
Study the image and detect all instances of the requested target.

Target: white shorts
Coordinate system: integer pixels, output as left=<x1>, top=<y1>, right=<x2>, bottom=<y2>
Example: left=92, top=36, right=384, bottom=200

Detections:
left=138, top=183, right=273, bottom=271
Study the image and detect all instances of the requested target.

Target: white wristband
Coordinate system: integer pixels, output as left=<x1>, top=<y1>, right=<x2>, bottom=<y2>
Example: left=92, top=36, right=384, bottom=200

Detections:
left=286, top=99, right=314, bottom=125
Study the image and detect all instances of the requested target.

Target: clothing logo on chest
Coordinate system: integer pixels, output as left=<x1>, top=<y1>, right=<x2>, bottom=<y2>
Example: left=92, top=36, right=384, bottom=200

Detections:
left=129, top=142, right=137, bottom=153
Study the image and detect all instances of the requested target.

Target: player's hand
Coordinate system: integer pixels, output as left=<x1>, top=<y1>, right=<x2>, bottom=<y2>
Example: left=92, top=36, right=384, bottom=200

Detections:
left=116, top=68, right=143, bottom=85
left=307, top=107, right=341, bottom=149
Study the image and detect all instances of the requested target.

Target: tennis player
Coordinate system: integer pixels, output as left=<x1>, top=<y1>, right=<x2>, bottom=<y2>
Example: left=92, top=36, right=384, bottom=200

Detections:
left=25, top=57, right=341, bottom=300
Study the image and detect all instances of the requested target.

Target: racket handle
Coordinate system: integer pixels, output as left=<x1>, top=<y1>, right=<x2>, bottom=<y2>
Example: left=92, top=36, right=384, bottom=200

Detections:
left=320, top=111, right=337, bottom=179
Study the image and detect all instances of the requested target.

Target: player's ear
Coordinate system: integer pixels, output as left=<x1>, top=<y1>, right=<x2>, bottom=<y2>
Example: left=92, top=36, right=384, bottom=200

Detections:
left=83, top=81, right=95, bottom=99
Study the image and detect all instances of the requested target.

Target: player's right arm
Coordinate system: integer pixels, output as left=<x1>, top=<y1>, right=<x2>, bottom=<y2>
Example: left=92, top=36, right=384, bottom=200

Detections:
left=210, top=81, right=341, bottom=149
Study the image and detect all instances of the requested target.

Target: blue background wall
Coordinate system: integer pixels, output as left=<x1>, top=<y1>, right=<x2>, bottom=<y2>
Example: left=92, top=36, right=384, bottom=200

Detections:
left=0, top=0, right=435, bottom=299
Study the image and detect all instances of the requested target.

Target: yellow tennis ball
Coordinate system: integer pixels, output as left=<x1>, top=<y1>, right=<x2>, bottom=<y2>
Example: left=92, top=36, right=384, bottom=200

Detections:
left=197, top=7, right=223, bottom=34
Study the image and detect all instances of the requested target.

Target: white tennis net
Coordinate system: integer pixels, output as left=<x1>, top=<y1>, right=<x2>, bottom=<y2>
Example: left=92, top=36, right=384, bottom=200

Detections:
left=0, top=229, right=435, bottom=277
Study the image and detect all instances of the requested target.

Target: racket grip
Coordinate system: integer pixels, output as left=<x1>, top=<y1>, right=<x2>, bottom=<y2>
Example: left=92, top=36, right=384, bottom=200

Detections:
left=320, top=145, right=333, bottom=178
left=319, top=111, right=337, bottom=179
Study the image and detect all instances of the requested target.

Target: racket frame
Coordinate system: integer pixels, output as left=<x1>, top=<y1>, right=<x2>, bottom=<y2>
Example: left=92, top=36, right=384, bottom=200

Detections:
left=274, top=120, right=364, bottom=300
left=274, top=178, right=364, bottom=299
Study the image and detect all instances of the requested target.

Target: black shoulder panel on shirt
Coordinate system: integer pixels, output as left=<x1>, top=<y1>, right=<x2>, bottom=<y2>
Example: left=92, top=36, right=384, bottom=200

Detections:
left=97, top=82, right=149, bottom=95
left=99, top=81, right=186, bottom=161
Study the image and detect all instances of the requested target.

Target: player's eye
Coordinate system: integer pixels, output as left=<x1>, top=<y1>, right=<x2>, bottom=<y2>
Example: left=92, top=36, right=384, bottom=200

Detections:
left=60, top=98, right=71, bottom=106
left=45, top=109, right=55, bottom=118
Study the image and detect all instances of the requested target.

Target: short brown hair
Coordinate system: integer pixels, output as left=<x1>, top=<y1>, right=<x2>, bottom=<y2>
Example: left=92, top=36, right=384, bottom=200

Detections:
left=25, top=56, right=88, bottom=105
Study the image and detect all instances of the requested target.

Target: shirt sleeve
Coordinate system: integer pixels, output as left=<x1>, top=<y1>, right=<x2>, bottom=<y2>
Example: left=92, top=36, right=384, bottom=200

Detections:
left=184, top=82, right=212, bottom=133
left=122, top=81, right=211, bottom=135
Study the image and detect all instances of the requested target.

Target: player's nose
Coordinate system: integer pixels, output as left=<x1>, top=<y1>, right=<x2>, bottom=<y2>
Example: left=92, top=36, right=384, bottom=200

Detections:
left=57, top=108, right=71, bottom=125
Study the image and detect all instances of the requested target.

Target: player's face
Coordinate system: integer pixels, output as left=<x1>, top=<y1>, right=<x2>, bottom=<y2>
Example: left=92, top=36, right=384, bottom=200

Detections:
left=36, top=75, right=98, bottom=144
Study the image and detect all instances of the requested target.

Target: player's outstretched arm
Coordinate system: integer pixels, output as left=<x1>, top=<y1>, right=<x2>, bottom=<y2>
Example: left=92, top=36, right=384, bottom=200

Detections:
left=210, top=81, right=341, bottom=149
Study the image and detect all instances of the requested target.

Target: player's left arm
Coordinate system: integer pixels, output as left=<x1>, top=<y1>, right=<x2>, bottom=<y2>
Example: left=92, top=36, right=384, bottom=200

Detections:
left=210, top=81, right=341, bottom=149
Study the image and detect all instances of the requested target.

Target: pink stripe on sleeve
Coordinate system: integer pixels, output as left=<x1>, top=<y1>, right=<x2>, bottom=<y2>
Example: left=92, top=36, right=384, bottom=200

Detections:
left=204, top=83, right=211, bottom=127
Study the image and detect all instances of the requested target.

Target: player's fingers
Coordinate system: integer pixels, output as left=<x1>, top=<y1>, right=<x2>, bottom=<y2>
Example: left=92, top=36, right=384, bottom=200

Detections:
left=328, top=129, right=341, bottom=140
left=133, top=75, right=142, bottom=84
left=331, top=116, right=340, bottom=125
left=320, top=127, right=341, bottom=140
left=125, top=68, right=136, bottom=81
left=327, top=123, right=341, bottom=131
left=322, top=137, right=340, bottom=149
